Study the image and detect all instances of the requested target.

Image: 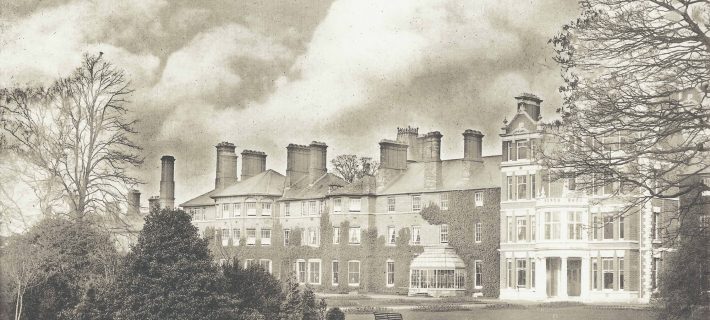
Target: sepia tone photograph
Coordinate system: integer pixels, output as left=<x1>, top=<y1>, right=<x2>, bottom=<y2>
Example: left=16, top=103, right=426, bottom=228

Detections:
left=0, top=0, right=708, bottom=319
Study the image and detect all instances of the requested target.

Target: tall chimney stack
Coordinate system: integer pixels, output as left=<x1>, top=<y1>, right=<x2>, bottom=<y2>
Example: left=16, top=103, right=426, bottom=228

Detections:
left=159, top=155, right=175, bottom=209
left=286, top=144, right=310, bottom=186
left=309, top=141, right=328, bottom=184
left=463, top=129, right=484, bottom=161
left=215, top=142, right=238, bottom=189
left=396, top=126, right=420, bottom=161
left=515, top=93, right=543, bottom=121
left=241, top=150, right=267, bottom=180
left=423, top=132, right=443, bottom=190
left=376, top=139, right=408, bottom=190
left=128, top=189, right=141, bottom=216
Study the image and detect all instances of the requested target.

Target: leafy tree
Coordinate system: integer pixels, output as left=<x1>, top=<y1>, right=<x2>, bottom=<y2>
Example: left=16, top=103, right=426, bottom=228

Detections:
left=325, top=308, right=345, bottom=320
left=330, top=154, right=378, bottom=183
left=222, top=258, right=284, bottom=320
left=106, top=208, right=232, bottom=319
left=300, top=287, right=319, bottom=320
left=0, top=53, right=142, bottom=221
left=658, top=226, right=710, bottom=320
left=282, top=276, right=302, bottom=320
left=0, top=218, right=118, bottom=320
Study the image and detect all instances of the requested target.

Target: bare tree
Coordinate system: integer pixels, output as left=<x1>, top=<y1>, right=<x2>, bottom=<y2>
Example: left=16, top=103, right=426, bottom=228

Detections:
left=544, top=0, right=710, bottom=234
left=330, top=155, right=378, bottom=183
left=0, top=53, right=142, bottom=222
left=2, top=234, right=49, bottom=320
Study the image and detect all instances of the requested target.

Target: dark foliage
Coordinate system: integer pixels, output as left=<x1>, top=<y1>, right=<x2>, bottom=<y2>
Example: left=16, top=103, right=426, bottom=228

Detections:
left=105, top=208, right=233, bottom=319
left=222, top=258, right=285, bottom=320
left=325, top=307, right=345, bottom=320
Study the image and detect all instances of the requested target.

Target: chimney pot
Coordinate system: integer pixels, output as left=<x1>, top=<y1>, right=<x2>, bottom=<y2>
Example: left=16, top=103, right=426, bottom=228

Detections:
left=215, top=142, right=238, bottom=189
left=241, top=149, right=267, bottom=180
left=159, top=155, right=175, bottom=209
left=463, top=129, right=484, bottom=161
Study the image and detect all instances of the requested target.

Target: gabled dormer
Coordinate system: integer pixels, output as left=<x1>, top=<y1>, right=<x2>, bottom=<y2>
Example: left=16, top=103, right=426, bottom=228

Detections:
left=500, top=93, right=544, bottom=164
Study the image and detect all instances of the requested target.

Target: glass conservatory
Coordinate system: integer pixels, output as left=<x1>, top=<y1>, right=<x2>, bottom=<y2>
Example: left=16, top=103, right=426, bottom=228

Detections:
left=409, top=246, right=466, bottom=297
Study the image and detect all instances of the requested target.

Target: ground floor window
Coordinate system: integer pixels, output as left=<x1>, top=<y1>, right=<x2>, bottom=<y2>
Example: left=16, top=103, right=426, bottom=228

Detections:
left=652, top=257, right=660, bottom=290
left=507, top=259, right=514, bottom=288
left=259, top=259, right=272, bottom=274
left=619, top=258, right=624, bottom=290
left=332, top=261, right=339, bottom=286
left=602, top=258, right=614, bottom=289
left=474, top=261, right=483, bottom=289
left=516, top=259, right=527, bottom=287
left=409, top=269, right=465, bottom=289
left=348, top=261, right=360, bottom=286
left=592, top=260, right=599, bottom=290
left=296, top=260, right=307, bottom=284
left=308, top=260, right=321, bottom=285
left=530, top=260, right=536, bottom=288
left=386, top=261, right=395, bottom=286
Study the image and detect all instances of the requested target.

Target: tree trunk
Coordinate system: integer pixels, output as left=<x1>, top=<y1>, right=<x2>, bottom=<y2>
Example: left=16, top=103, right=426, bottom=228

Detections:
left=14, top=282, right=22, bottom=320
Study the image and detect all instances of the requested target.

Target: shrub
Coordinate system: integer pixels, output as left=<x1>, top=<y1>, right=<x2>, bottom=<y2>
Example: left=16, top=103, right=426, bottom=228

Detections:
left=325, top=307, right=345, bottom=320
left=412, top=303, right=472, bottom=312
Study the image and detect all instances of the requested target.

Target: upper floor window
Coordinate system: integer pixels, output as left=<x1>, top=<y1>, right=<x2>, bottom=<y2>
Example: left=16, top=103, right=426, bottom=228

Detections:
left=506, top=141, right=515, bottom=161
left=349, top=227, right=361, bottom=244
left=440, top=224, right=449, bottom=243
left=387, top=196, right=396, bottom=212
left=387, top=226, right=396, bottom=245
left=474, top=192, right=483, bottom=206
left=440, top=193, right=449, bottom=210
left=222, top=204, right=230, bottom=219
left=568, top=211, right=583, bottom=240
left=411, top=195, right=422, bottom=211
left=517, top=140, right=529, bottom=160
left=246, top=202, right=256, bottom=216
left=516, top=217, right=527, bottom=241
left=411, top=226, right=421, bottom=245
left=233, top=203, right=241, bottom=217
left=262, top=202, right=272, bottom=216
left=333, top=227, right=340, bottom=244
left=334, top=198, right=342, bottom=212
left=301, top=201, right=307, bottom=216
left=475, top=222, right=482, bottom=243
left=544, top=212, right=560, bottom=240
left=517, top=175, right=528, bottom=200
left=603, top=214, right=614, bottom=240
left=261, top=228, right=271, bottom=245
left=246, top=228, right=256, bottom=245
left=309, top=201, right=318, bottom=216
left=284, top=202, right=290, bottom=216
left=507, top=176, right=514, bottom=201
left=349, top=198, right=361, bottom=212
left=284, top=229, right=290, bottom=246
left=703, top=178, right=710, bottom=196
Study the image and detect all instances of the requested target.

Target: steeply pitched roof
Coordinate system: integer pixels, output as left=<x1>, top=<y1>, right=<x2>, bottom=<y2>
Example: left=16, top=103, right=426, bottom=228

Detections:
left=281, top=173, right=348, bottom=200
left=377, top=155, right=501, bottom=195
left=212, top=169, right=286, bottom=198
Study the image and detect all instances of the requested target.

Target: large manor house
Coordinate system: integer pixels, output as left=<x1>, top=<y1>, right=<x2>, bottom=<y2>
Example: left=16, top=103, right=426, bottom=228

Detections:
left=133, top=94, right=707, bottom=303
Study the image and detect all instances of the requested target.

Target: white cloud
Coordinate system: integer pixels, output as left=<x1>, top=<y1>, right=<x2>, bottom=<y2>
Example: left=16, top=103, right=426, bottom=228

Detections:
left=0, top=0, right=164, bottom=87
left=151, top=23, right=293, bottom=104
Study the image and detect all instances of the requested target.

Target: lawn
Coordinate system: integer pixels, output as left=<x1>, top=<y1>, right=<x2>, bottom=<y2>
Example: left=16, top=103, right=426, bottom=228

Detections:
left=344, top=306, right=656, bottom=320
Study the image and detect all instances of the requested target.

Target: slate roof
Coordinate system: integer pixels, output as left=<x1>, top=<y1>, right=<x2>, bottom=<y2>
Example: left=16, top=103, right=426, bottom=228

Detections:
left=211, top=169, right=286, bottom=198
left=281, top=173, right=348, bottom=200
left=329, top=175, right=377, bottom=196
left=377, top=155, right=501, bottom=195
left=180, top=188, right=220, bottom=207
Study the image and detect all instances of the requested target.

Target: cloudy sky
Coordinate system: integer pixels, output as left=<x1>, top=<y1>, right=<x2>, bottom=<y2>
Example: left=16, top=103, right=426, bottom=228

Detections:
left=1, top=0, right=578, bottom=210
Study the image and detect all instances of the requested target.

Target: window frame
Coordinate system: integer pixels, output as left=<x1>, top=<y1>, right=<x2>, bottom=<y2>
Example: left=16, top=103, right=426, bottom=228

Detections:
left=474, top=192, right=483, bottom=207
left=439, top=224, right=449, bottom=243
left=387, top=226, right=396, bottom=245
left=348, top=227, right=361, bottom=245
left=474, top=260, right=483, bottom=289
left=349, top=197, right=361, bottom=212
left=246, top=228, right=256, bottom=245
left=261, top=228, right=271, bottom=246
left=348, top=260, right=361, bottom=286
left=261, top=202, right=272, bottom=216
left=387, top=196, right=396, bottom=212
left=386, top=261, right=395, bottom=287
left=440, top=193, right=449, bottom=210
left=411, top=226, right=421, bottom=245
left=308, top=259, right=322, bottom=285
left=332, top=260, right=339, bottom=286
left=283, top=229, right=290, bottom=246
left=334, top=198, right=342, bottom=213
left=246, top=201, right=257, bottom=216
left=333, top=227, right=340, bottom=244
left=411, top=194, right=422, bottom=211
left=475, top=222, right=482, bottom=243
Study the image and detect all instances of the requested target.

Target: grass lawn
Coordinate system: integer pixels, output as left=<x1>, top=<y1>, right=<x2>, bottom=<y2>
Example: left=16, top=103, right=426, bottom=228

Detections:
left=344, top=306, right=656, bottom=320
